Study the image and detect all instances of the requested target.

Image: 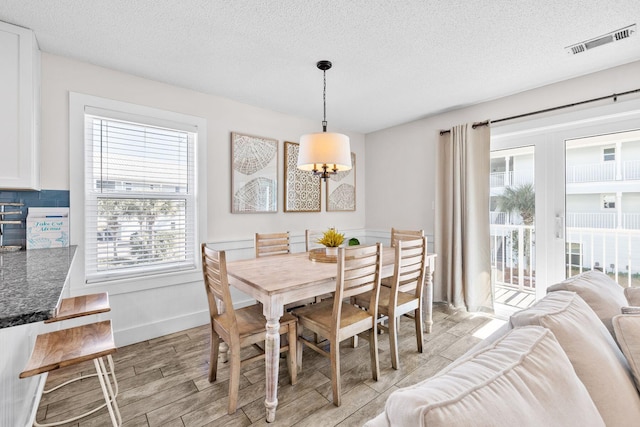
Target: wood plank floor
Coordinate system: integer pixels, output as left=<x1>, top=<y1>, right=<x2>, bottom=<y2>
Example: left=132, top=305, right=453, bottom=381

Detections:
left=35, top=304, right=495, bottom=427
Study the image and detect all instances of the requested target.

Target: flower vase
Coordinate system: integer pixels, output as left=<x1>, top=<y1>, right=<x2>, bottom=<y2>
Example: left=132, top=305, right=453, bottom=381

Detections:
left=325, top=247, right=338, bottom=256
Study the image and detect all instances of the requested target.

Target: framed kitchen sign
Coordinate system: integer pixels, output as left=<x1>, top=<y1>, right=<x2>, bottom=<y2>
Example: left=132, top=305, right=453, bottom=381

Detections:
left=231, top=132, right=278, bottom=213
left=327, top=152, right=356, bottom=211
left=283, top=141, right=321, bottom=212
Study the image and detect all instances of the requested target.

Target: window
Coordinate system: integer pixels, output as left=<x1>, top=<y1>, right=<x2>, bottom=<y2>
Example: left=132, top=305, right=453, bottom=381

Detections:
left=602, top=194, right=616, bottom=209
left=603, top=147, right=615, bottom=162
left=566, top=242, right=582, bottom=268
left=84, top=114, right=197, bottom=281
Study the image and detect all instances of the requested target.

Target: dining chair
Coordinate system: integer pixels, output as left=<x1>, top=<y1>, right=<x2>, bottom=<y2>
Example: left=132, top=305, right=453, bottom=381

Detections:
left=201, top=243, right=298, bottom=414
left=382, top=228, right=424, bottom=288
left=390, top=227, right=424, bottom=247
left=292, top=243, right=382, bottom=406
left=305, top=229, right=324, bottom=252
left=353, top=237, right=427, bottom=370
left=255, top=231, right=290, bottom=257
left=256, top=231, right=317, bottom=310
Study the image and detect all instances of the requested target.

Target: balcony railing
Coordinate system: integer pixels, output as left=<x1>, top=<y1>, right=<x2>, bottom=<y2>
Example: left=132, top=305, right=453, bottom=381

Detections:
left=565, top=212, right=640, bottom=230
left=490, top=212, right=508, bottom=224
left=566, top=160, right=640, bottom=183
left=491, top=224, right=640, bottom=292
left=566, top=162, right=615, bottom=183
left=624, top=213, right=640, bottom=230
left=566, top=227, right=640, bottom=287
left=489, top=171, right=534, bottom=188
left=624, top=160, right=640, bottom=180
left=491, top=224, right=535, bottom=292
left=566, top=212, right=616, bottom=229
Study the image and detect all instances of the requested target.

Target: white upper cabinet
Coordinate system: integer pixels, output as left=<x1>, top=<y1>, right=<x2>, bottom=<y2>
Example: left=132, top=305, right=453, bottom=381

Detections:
left=0, top=21, right=40, bottom=190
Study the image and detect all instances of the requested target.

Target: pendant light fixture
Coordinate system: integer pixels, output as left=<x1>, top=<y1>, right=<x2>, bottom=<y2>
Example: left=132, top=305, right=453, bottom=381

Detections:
left=297, top=60, right=352, bottom=181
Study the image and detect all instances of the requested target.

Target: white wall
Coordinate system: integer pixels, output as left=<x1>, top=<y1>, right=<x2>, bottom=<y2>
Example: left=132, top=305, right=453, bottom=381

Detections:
left=40, top=53, right=366, bottom=345
left=365, top=60, right=640, bottom=300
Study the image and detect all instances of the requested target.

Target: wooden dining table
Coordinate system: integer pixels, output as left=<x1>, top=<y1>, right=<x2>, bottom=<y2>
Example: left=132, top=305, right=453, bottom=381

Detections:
left=226, top=248, right=436, bottom=422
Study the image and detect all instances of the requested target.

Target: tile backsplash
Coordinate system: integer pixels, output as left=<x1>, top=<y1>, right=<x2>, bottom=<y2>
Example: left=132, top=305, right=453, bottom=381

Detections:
left=0, top=190, right=70, bottom=249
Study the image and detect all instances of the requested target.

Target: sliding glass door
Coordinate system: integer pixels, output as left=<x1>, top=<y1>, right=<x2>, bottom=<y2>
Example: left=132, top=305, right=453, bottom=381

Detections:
left=565, top=130, right=640, bottom=287
left=490, top=98, right=640, bottom=316
left=490, top=146, right=536, bottom=311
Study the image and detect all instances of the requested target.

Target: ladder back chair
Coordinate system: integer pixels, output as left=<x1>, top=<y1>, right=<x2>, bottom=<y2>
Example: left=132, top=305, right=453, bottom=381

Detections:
left=390, top=227, right=424, bottom=247
left=201, top=244, right=298, bottom=414
left=255, top=232, right=290, bottom=257
left=354, top=237, right=428, bottom=369
left=292, top=243, right=382, bottom=406
left=384, top=228, right=424, bottom=288
left=305, top=229, right=325, bottom=252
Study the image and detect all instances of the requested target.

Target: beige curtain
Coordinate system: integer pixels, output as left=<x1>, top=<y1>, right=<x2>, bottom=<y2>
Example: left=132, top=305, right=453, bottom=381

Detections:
left=435, top=123, right=493, bottom=312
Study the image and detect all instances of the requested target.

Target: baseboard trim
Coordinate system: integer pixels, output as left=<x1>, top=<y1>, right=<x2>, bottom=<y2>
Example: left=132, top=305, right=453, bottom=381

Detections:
left=113, top=296, right=256, bottom=346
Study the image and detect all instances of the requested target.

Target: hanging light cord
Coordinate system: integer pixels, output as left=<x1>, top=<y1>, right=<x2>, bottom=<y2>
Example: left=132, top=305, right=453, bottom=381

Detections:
left=322, top=69, right=327, bottom=132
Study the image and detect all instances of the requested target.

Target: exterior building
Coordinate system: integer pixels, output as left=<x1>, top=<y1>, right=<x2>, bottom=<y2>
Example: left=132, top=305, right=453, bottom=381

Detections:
left=490, top=129, right=640, bottom=306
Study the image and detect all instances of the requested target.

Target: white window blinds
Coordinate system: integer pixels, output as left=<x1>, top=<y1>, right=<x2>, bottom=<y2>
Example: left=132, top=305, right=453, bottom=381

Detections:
left=85, top=114, right=197, bottom=281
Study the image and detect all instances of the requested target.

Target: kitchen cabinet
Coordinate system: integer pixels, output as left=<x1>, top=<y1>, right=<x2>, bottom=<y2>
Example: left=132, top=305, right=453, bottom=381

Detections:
left=0, top=21, right=40, bottom=190
left=0, top=247, right=76, bottom=426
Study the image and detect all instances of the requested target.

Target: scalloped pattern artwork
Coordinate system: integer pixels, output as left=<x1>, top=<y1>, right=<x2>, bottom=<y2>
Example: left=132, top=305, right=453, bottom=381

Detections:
left=327, top=152, right=356, bottom=211
left=231, top=132, right=278, bottom=213
left=233, top=177, right=277, bottom=212
left=233, top=134, right=278, bottom=175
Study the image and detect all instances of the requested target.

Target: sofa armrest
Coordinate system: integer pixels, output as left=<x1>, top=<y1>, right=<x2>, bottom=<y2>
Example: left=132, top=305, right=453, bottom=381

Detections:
left=625, top=287, right=640, bottom=306
left=622, top=306, right=640, bottom=315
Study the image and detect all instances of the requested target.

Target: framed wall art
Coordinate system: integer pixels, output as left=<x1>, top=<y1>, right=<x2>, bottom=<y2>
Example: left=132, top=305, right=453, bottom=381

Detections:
left=327, top=152, right=356, bottom=211
left=231, top=132, right=278, bottom=213
left=283, top=141, right=321, bottom=212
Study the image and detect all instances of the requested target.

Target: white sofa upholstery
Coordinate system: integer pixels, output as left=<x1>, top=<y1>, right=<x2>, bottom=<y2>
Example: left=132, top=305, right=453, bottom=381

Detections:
left=366, top=271, right=640, bottom=427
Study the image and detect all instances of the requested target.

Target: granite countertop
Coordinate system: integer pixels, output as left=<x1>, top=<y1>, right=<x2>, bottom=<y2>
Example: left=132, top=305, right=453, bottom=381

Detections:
left=0, top=246, right=77, bottom=329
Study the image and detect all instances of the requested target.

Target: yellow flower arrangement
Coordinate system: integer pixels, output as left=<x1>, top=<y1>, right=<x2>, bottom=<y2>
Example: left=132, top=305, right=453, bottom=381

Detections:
left=316, top=228, right=345, bottom=247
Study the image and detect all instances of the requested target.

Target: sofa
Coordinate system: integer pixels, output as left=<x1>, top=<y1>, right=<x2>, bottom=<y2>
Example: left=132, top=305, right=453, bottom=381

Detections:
left=365, top=270, right=640, bottom=426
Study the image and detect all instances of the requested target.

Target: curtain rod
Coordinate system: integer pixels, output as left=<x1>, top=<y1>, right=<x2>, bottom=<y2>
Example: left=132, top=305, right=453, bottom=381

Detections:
left=439, top=87, right=640, bottom=135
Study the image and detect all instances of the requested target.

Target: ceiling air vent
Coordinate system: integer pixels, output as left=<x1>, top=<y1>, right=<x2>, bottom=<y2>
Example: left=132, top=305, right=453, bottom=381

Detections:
left=566, top=24, right=636, bottom=55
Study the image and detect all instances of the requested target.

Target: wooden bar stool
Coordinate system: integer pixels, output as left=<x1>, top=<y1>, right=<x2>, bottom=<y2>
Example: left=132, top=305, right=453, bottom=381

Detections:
left=45, top=292, right=110, bottom=323
left=20, top=320, right=121, bottom=426
left=42, top=292, right=115, bottom=396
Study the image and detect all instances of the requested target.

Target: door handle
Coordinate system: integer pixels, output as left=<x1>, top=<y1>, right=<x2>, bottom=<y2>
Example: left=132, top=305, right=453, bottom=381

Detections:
left=555, top=215, right=564, bottom=239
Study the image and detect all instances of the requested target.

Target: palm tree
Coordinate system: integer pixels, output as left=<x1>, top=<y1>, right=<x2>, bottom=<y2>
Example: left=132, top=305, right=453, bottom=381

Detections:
left=496, top=183, right=535, bottom=275
left=497, top=183, right=535, bottom=225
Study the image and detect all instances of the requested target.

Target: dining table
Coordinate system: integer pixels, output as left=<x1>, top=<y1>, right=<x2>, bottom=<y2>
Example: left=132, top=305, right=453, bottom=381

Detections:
left=226, top=247, right=437, bottom=422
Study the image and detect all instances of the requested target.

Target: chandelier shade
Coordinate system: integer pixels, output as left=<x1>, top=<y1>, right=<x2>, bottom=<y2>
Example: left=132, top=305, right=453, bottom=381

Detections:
left=297, top=132, right=351, bottom=172
left=298, top=60, right=351, bottom=180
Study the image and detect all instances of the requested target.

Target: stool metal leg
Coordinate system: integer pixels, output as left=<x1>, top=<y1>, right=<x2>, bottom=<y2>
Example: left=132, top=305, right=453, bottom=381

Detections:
left=33, top=354, right=121, bottom=426
left=95, top=356, right=121, bottom=427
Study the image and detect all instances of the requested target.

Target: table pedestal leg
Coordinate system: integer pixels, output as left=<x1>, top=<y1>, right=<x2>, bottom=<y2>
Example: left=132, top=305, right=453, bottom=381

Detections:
left=425, top=262, right=434, bottom=333
left=264, top=315, right=281, bottom=422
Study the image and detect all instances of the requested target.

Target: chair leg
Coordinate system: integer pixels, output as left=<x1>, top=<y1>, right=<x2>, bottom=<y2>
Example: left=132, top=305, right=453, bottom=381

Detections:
left=297, top=325, right=304, bottom=372
left=227, top=344, right=241, bottom=414
left=330, top=340, right=341, bottom=407
left=369, top=326, right=380, bottom=381
left=209, top=331, right=220, bottom=382
left=352, top=334, right=359, bottom=348
left=415, top=307, right=424, bottom=353
left=287, top=323, right=298, bottom=385
left=388, top=314, right=400, bottom=370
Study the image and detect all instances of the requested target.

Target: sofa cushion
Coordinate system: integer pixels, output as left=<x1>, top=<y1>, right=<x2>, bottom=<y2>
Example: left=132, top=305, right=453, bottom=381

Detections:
left=613, top=314, right=640, bottom=393
left=547, top=270, right=626, bottom=335
left=510, top=291, right=640, bottom=426
left=365, top=326, right=604, bottom=427
left=624, top=286, right=640, bottom=306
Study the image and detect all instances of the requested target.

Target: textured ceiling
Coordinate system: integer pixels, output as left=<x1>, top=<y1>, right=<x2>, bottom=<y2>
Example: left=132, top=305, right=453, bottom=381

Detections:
left=1, top=1, right=639, bottom=134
